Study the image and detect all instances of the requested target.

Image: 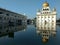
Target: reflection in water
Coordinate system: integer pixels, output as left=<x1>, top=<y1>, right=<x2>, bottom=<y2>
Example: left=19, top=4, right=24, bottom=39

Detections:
left=36, top=23, right=56, bottom=43
left=0, top=24, right=27, bottom=38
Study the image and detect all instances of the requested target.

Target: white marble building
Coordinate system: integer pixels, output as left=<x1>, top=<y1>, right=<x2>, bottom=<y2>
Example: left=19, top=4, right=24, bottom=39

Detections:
left=36, top=2, right=57, bottom=26
left=36, top=2, right=57, bottom=43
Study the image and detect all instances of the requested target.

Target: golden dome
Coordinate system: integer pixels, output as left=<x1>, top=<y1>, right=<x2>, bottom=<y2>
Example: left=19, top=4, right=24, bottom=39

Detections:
left=43, top=2, right=49, bottom=7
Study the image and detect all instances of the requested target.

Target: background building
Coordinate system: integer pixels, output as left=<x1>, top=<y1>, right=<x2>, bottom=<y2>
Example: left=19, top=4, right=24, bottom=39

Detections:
left=0, top=8, right=27, bottom=26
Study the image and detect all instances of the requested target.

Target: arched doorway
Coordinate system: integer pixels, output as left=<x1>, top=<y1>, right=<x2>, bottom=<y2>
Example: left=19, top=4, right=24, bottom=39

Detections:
left=45, top=20, right=47, bottom=24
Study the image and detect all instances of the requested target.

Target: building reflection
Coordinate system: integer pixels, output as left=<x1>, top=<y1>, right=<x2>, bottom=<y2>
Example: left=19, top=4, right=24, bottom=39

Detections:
left=0, top=23, right=27, bottom=38
left=36, top=23, right=56, bottom=43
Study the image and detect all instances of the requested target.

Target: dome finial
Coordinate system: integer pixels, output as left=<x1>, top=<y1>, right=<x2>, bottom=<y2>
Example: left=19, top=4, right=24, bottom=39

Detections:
left=43, top=1, right=49, bottom=7
left=53, top=7, right=56, bottom=11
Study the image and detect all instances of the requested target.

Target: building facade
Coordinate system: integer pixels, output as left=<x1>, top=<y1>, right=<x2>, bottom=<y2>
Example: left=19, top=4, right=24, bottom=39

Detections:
left=36, top=2, right=57, bottom=43
left=36, top=2, right=57, bottom=27
left=0, top=8, right=27, bottom=26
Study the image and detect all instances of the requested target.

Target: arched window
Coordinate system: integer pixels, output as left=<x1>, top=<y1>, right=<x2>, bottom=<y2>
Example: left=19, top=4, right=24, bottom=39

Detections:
left=48, top=16, right=50, bottom=18
left=0, top=12, right=3, bottom=14
left=41, top=16, right=43, bottom=18
left=43, top=9, right=49, bottom=11
left=52, top=20, right=54, bottom=22
left=6, top=14, right=9, bottom=16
